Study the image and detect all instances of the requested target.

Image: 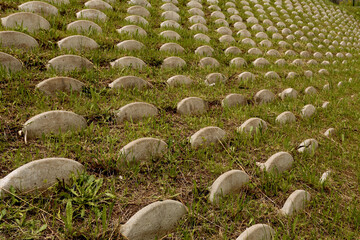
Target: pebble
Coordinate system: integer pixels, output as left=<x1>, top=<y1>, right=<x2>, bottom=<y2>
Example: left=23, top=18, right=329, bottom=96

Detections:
left=190, top=126, right=226, bottom=149
left=297, top=139, right=318, bottom=154
left=119, top=137, right=168, bottom=162
left=236, top=224, right=275, bottom=240
left=276, top=111, right=296, bottom=124
left=36, top=77, right=85, bottom=94
left=280, top=190, right=311, bottom=216
left=222, top=94, right=247, bottom=107
left=237, top=118, right=268, bottom=135
left=177, top=97, right=208, bottom=115
left=254, top=89, right=275, bottom=104
left=116, top=102, right=158, bottom=123
left=256, top=152, right=294, bottom=174
left=109, top=76, right=151, bottom=89
left=0, top=52, right=23, bottom=72
left=301, top=104, right=316, bottom=118
left=322, top=101, right=329, bottom=108
left=110, top=56, right=146, bottom=69
left=58, top=35, right=99, bottom=50
left=1, top=12, right=50, bottom=33
left=209, top=170, right=249, bottom=203
left=320, top=170, right=331, bottom=184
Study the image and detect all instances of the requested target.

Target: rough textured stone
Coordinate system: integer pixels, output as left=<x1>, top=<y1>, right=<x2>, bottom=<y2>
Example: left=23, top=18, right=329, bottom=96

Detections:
left=301, top=104, right=316, bottom=118
left=0, top=31, right=39, bottom=49
left=177, top=97, right=208, bottom=115
left=189, top=15, right=206, bottom=24
left=125, top=15, right=149, bottom=25
left=264, top=71, right=280, bottom=79
left=276, top=111, right=296, bottom=124
left=127, top=5, right=150, bottom=17
left=304, top=70, right=313, bottom=78
left=320, top=170, right=331, bottom=184
left=237, top=72, right=254, bottom=82
left=195, top=45, right=214, bottom=56
left=167, top=75, right=193, bottom=86
left=279, top=88, right=298, bottom=100
left=209, top=170, right=249, bottom=203
left=160, top=43, right=183, bottom=53
left=120, top=200, right=187, bottom=240
left=76, top=9, right=107, bottom=22
left=117, top=25, right=147, bottom=36
left=47, top=55, right=93, bottom=72
left=85, top=0, right=112, bottom=10
left=222, top=94, right=247, bottom=107
left=18, top=1, right=59, bottom=16
left=236, top=224, right=275, bottom=240
left=297, top=138, right=318, bottom=154
left=193, top=33, right=210, bottom=42
left=117, top=40, right=144, bottom=51
left=109, top=76, right=151, bottom=89
left=199, top=57, right=220, bottom=68
left=1, top=12, right=50, bottom=33
left=116, top=102, right=158, bottom=123
left=0, top=158, right=84, bottom=198
left=162, top=11, right=180, bottom=22
left=205, top=73, right=226, bottom=85
left=162, top=56, right=186, bottom=69
left=188, top=8, right=204, bottom=16
left=190, top=126, right=226, bottom=149
left=241, top=38, right=256, bottom=46
left=128, top=0, right=151, bottom=7
left=234, top=22, right=246, bottom=30
left=110, top=56, right=146, bottom=69
left=160, top=30, right=181, bottom=40
left=67, top=20, right=102, bottom=33
left=36, top=77, right=85, bottom=94
left=161, top=3, right=179, bottom=12
left=280, top=190, right=311, bottom=216
left=119, top=137, right=168, bottom=162
left=0, top=52, right=23, bottom=72
left=189, top=23, right=208, bottom=32
left=58, top=35, right=99, bottom=50
left=219, top=35, right=235, bottom=43
left=252, top=58, right=270, bottom=67
left=230, top=57, right=246, bottom=67
left=257, top=152, right=294, bottom=174
left=254, top=89, right=275, bottom=104
left=21, top=110, right=87, bottom=140
left=224, top=46, right=241, bottom=55
left=237, top=118, right=267, bottom=134
left=160, top=20, right=181, bottom=29
left=248, top=48, right=262, bottom=55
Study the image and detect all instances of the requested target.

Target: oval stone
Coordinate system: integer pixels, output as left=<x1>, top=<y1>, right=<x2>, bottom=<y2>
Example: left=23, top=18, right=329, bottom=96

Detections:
left=57, top=35, right=99, bottom=50
left=161, top=3, right=179, bottom=12
left=199, top=57, right=220, bottom=68
left=120, top=200, right=187, bottom=240
left=280, top=190, right=311, bottom=216
left=109, top=76, right=150, bottom=89
left=127, top=5, right=150, bottom=17
left=0, top=52, right=23, bottom=72
left=21, top=110, right=87, bottom=140
left=194, top=33, right=210, bottom=42
left=237, top=72, right=255, bottom=82
left=162, top=11, right=180, bottom=22
left=76, top=9, right=107, bottom=22
left=116, top=102, right=158, bottom=123
left=297, top=138, right=318, bottom=154
left=161, top=56, right=186, bottom=69
left=119, top=137, right=168, bottom=162
left=254, top=89, right=275, bottom=104
left=177, top=97, right=208, bottom=115
left=301, top=104, right=316, bottom=118
left=252, top=58, right=270, bottom=67
left=279, top=88, right=298, bottom=100
left=67, top=20, right=102, bottom=33
left=222, top=94, right=247, bottom=107
left=205, top=73, right=226, bottom=85
left=304, top=86, right=317, bottom=95
left=224, top=46, right=241, bottom=55
left=190, top=126, right=226, bottom=149
left=167, top=75, right=193, bottom=87
left=47, top=55, right=93, bottom=72
left=125, top=15, right=149, bottom=25
left=36, top=77, right=85, bottom=95
left=276, top=111, right=296, bottom=124
left=209, top=170, right=249, bottom=203
left=236, top=224, right=275, bottom=240
left=237, top=118, right=268, bottom=134
left=116, top=40, right=144, bottom=51
left=110, top=56, right=146, bottom=69
left=159, top=30, right=181, bottom=40
left=160, top=43, right=184, bottom=53
left=18, top=1, right=58, bottom=16
left=0, top=158, right=84, bottom=198
left=1, top=12, right=50, bottom=33
left=117, top=25, right=147, bottom=36
left=264, top=71, right=280, bottom=79
left=0, top=31, right=39, bottom=49
left=257, top=152, right=294, bottom=174
left=195, top=45, right=214, bottom=56
left=189, top=23, right=208, bottom=32
left=84, top=0, right=112, bottom=10
left=160, top=20, right=181, bottom=29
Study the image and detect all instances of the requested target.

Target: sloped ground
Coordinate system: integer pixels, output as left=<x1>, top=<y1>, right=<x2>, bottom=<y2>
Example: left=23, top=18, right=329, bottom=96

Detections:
left=0, top=0, right=359, bottom=239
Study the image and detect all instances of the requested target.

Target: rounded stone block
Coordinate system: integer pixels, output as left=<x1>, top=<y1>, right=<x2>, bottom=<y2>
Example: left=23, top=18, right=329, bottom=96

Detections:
left=195, top=45, right=214, bottom=56
left=252, top=58, right=270, bottom=67
left=199, top=57, right=220, bottom=68
left=109, top=76, right=151, bottom=90
left=237, top=118, right=267, bottom=135
left=125, top=15, right=149, bottom=25
left=324, top=128, right=335, bottom=137
left=119, top=137, right=168, bottom=162
left=120, top=200, right=187, bottom=240
left=297, top=139, right=318, bottom=154
left=162, top=11, right=180, bottom=22
left=254, top=89, right=275, bottom=104
left=36, top=77, right=85, bottom=95
left=116, top=40, right=144, bottom=51
left=0, top=52, right=23, bottom=72
left=275, top=111, right=296, bottom=125
left=0, top=31, right=39, bottom=50
left=236, top=224, right=275, bottom=240
left=222, top=94, right=247, bottom=107
left=57, top=35, right=99, bottom=50
left=76, top=9, right=107, bottom=22
left=280, top=190, right=311, bottom=216
left=47, top=55, right=94, bottom=72
left=84, top=0, right=112, bottom=10
left=301, top=104, right=316, bottom=118
left=0, top=158, right=84, bottom=198
left=127, top=5, right=150, bottom=17
left=209, top=170, right=249, bottom=203
left=160, top=30, right=181, bottom=40
left=18, top=1, right=59, bottom=16
left=194, top=33, right=210, bottom=42
left=1, top=12, right=50, bottom=33
left=190, top=126, right=226, bottom=149
left=279, top=88, right=298, bottom=100
left=177, top=97, right=208, bottom=115
left=237, top=72, right=254, bottom=82
left=21, top=110, right=87, bottom=140
left=161, top=56, right=186, bottom=69
left=116, top=102, right=158, bottom=123
left=117, top=25, right=147, bottom=36
left=67, top=20, right=102, bottom=33
left=205, top=73, right=226, bottom=85
left=160, top=43, right=184, bottom=53
left=167, top=75, right=193, bottom=87
left=257, top=152, right=294, bottom=174
left=110, top=56, right=146, bottom=69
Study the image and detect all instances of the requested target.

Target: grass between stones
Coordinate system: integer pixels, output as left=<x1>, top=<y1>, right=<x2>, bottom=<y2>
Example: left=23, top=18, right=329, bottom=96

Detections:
left=1, top=0, right=360, bottom=239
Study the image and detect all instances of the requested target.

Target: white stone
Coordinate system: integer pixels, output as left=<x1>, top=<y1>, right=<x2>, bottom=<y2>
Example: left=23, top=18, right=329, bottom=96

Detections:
left=116, top=102, right=158, bottom=123
left=304, top=86, right=317, bottom=95
left=276, top=111, right=296, bottom=124
left=117, top=40, right=144, bottom=51
left=234, top=22, right=246, bottom=30
left=18, top=1, right=58, bottom=16
left=259, top=40, right=272, bottom=47
left=280, top=190, right=311, bottom=216
left=189, top=23, right=208, bottom=32
left=279, top=88, right=298, bottom=100
left=248, top=48, right=262, bottom=55
left=117, top=25, right=147, bottom=36
left=189, top=15, right=206, bottom=24
left=237, top=118, right=267, bottom=134
left=0, top=158, right=84, bottom=197
left=216, top=26, right=232, bottom=35
left=119, top=137, right=168, bottom=162
left=297, top=139, right=318, bottom=154
left=76, top=9, right=107, bottom=22
left=167, top=75, right=193, bottom=86
left=257, top=152, right=294, bottom=174
left=301, top=104, right=316, bottom=118
left=195, top=45, right=213, bottom=56
left=21, top=110, right=87, bottom=140
left=237, top=29, right=251, bottom=38
left=161, top=3, right=179, bottom=12
left=188, top=8, right=204, bottom=16
left=222, top=94, right=247, bottom=107
left=199, top=57, right=220, bottom=68
left=252, top=58, right=270, bottom=67
left=190, top=126, right=226, bottom=149
left=85, top=0, right=112, bottom=10
left=109, top=76, right=151, bottom=90
left=36, top=77, right=85, bottom=94
left=236, top=224, right=275, bottom=240
left=160, top=42, right=184, bottom=53
left=160, top=30, right=181, bottom=40
left=254, top=89, right=275, bottom=104
left=264, top=71, right=280, bottom=79
left=127, top=5, right=150, bottom=17
left=209, top=170, right=249, bottom=203
left=211, top=11, right=225, bottom=19
left=219, top=35, right=235, bottom=43
left=324, top=128, right=335, bottom=137
left=0, top=52, right=23, bottom=72
left=128, top=0, right=151, bottom=7
left=120, top=200, right=187, bottom=240
left=1, top=12, right=50, bottom=33
left=67, top=20, right=102, bottom=33
left=125, top=15, right=149, bottom=25
left=47, top=55, right=93, bottom=72
left=205, top=73, right=226, bottom=85
left=57, top=35, right=98, bottom=50
left=241, top=38, right=256, bottom=46
left=224, top=46, right=241, bottom=55
left=177, top=97, right=208, bottom=115
left=194, top=33, right=210, bottom=42
left=160, top=20, right=181, bottom=29
left=110, top=56, right=146, bottom=69
left=214, top=19, right=228, bottom=26
left=162, top=56, right=186, bottom=69
left=0, top=31, right=39, bottom=50
left=162, top=11, right=180, bottom=22
left=237, top=72, right=254, bottom=82
left=230, top=57, right=246, bottom=67
left=320, top=170, right=331, bottom=184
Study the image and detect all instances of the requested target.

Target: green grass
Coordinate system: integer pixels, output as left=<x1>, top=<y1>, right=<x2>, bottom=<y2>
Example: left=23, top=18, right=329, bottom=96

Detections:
left=1, top=0, right=360, bottom=239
